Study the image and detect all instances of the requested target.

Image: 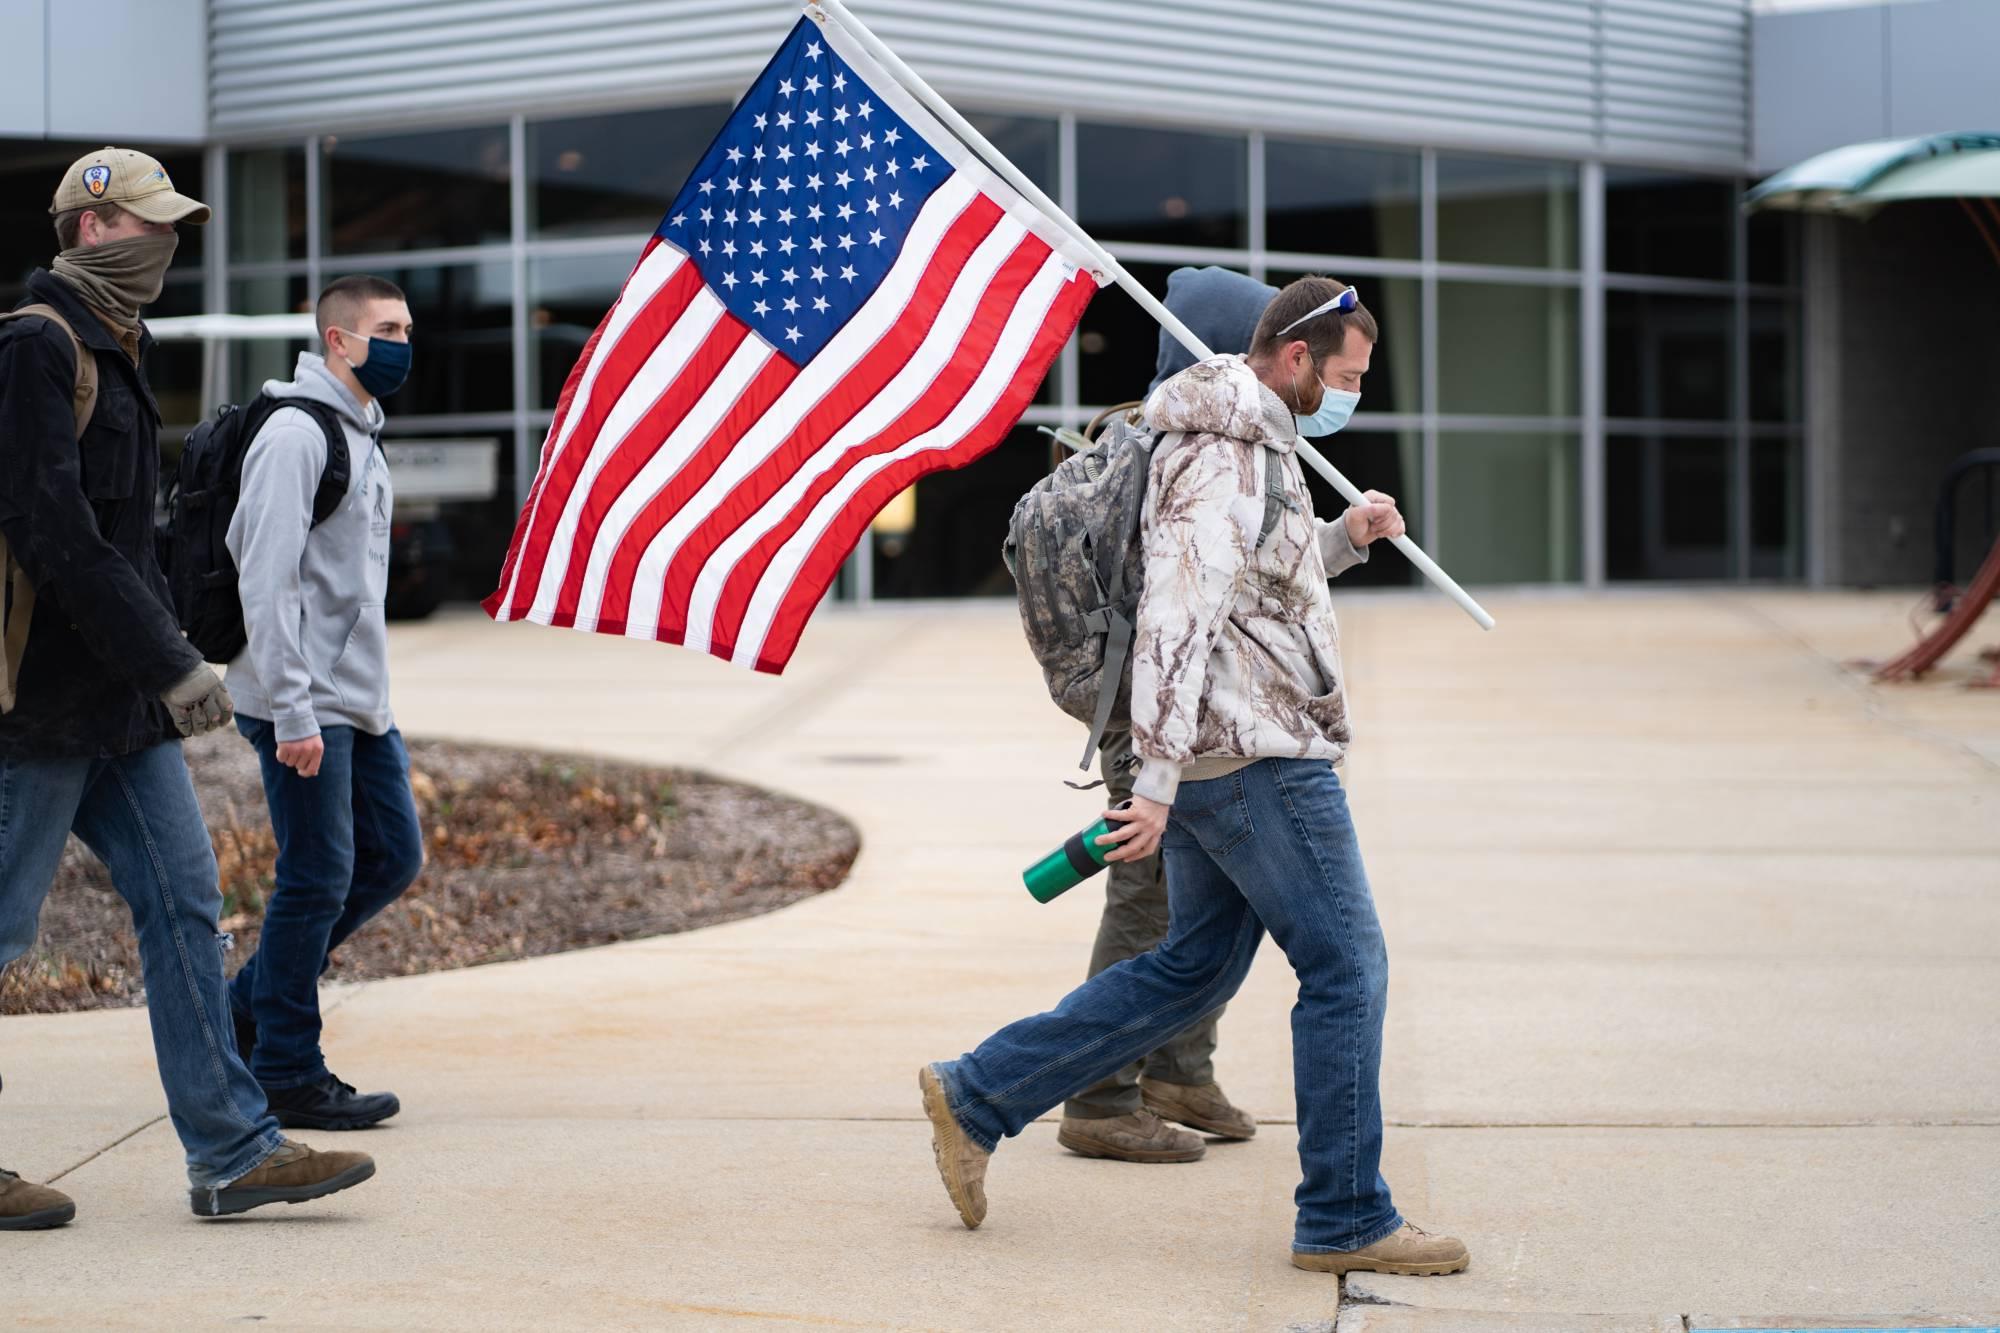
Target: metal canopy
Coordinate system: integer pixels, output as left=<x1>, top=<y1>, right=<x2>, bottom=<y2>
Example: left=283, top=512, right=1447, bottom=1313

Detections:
left=1745, top=131, right=2000, bottom=213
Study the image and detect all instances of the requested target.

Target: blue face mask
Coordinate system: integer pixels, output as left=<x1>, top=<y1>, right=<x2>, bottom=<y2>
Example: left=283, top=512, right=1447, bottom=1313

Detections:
left=1291, top=365, right=1360, bottom=436
left=336, top=331, right=412, bottom=400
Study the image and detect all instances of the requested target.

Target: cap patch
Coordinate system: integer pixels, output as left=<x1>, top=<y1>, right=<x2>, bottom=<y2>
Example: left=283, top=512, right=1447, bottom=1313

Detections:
left=83, top=164, right=111, bottom=198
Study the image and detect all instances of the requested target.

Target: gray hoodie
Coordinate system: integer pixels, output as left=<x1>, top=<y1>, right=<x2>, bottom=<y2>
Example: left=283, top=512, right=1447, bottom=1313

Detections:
left=224, top=352, right=393, bottom=744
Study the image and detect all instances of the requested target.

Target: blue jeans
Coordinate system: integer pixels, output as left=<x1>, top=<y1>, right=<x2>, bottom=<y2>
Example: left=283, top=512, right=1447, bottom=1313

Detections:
left=0, top=743, right=285, bottom=1187
left=229, top=720, right=424, bottom=1089
left=936, top=758, right=1403, bottom=1254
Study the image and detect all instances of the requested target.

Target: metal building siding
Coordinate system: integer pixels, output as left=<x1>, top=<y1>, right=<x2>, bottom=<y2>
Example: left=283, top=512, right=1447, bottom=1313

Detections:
left=208, top=0, right=1748, bottom=166
left=1600, top=0, right=1748, bottom=159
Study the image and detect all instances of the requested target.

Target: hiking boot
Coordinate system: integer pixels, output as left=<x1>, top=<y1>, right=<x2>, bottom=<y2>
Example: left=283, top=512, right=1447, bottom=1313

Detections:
left=918, top=1065, right=989, bottom=1230
left=231, top=1005, right=257, bottom=1066
left=1057, top=1110, right=1206, bottom=1163
left=0, top=1170, right=75, bottom=1230
left=1140, top=1077, right=1258, bottom=1140
left=1291, top=1222, right=1470, bottom=1276
left=263, top=1073, right=400, bottom=1131
left=191, top=1139, right=374, bottom=1218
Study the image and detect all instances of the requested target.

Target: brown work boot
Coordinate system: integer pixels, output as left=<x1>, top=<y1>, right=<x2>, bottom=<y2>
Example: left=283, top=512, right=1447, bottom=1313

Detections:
left=1291, top=1221, right=1470, bottom=1276
left=189, top=1139, right=375, bottom=1218
left=1057, top=1109, right=1206, bottom=1163
left=1, top=1169, right=75, bottom=1230
left=1141, top=1077, right=1258, bottom=1140
left=918, top=1065, right=989, bottom=1230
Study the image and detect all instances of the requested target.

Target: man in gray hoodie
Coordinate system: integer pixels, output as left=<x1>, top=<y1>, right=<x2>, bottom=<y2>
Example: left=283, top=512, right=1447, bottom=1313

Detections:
left=224, top=275, right=424, bottom=1131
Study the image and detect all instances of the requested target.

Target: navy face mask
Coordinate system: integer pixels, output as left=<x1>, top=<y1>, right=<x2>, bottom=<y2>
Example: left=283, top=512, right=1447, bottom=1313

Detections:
left=335, top=331, right=411, bottom=399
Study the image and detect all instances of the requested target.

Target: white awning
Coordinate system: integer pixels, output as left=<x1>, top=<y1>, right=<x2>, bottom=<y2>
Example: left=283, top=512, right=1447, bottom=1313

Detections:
left=145, top=314, right=318, bottom=342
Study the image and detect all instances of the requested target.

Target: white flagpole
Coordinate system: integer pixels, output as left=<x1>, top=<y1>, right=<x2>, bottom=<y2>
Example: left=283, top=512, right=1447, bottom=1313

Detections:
left=809, top=0, right=1495, bottom=632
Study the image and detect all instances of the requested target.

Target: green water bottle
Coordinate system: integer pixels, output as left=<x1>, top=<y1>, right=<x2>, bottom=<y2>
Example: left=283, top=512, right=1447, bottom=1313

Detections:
left=1023, top=804, right=1130, bottom=903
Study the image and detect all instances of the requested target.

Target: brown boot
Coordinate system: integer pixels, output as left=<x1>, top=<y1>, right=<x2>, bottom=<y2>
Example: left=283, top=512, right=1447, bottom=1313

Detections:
left=0, top=1170, right=75, bottom=1230
left=918, top=1065, right=990, bottom=1230
left=190, top=1139, right=375, bottom=1218
left=1057, top=1110, right=1206, bottom=1163
left=1291, top=1221, right=1470, bottom=1276
left=1141, top=1077, right=1258, bottom=1140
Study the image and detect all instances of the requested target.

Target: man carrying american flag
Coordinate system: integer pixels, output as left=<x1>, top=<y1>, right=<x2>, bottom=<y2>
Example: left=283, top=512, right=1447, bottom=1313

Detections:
left=486, top=12, right=1102, bottom=671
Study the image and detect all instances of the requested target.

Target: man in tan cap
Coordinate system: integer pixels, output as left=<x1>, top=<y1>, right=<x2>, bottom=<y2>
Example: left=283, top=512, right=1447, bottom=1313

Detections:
left=0, top=148, right=377, bottom=1228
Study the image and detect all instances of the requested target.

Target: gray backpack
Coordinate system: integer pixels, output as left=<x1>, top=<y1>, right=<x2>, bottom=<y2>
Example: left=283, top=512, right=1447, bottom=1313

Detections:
left=1004, top=404, right=1287, bottom=782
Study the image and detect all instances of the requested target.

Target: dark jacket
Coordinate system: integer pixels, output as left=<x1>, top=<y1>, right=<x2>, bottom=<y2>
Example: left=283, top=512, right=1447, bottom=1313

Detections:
left=0, top=269, right=201, bottom=760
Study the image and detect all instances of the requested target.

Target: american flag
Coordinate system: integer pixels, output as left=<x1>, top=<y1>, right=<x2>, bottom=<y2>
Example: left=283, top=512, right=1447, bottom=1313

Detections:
left=485, top=14, right=1103, bottom=672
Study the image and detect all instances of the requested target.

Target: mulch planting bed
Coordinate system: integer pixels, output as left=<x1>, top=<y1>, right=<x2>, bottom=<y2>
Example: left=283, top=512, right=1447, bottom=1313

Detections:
left=0, top=733, right=860, bottom=1015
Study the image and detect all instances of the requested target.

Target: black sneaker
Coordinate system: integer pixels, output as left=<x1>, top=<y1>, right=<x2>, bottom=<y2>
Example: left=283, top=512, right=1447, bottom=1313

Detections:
left=262, top=1073, right=400, bottom=1131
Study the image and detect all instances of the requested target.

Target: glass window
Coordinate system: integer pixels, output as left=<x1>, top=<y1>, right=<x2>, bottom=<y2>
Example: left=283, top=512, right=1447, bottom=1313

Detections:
left=0, top=141, right=79, bottom=307
left=146, top=278, right=208, bottom=430
left=229, top=145, right=306, bottom=262
left=1265, top=139, right=1419, bottom=259
left=529, top=251, right=629, bottom=410
left=1077, top=124, right=1247, bottom=249
left=326, top=263, right=514, bottom=416
left=228, top=274, right=312, bottom=401
left=968, top=114, right=1057, bottom=196
left=529, top=104, right=731, bottom=240
left=873, top=426, right=1046, bottom=598
left=1436, top=154, right=1578, bottom=269
left=1604, top=169, right=1735, bottom=281
left=1077, top=261, right=1176, bottom=406
left=1437, top=432, right=1580, bottom=583
left=1607, top=291, right=1733, bottom=421
left=1438, top=283, right=1578, bottom=417
left=1747, top=209, right=1798, bottom=286
left=378, top=423, right=516, bottom=611
left=1299, top=430, right=1423, bottom=587
left=322, top=127, right=510, bottom=255
left=1749, top=298, right=1799, bottom=424
left=1751, top=436, right=1804, bottom=580
left=1268, top=270, right=1420, bottom=417
left=1606, top=433, right=1736, bottom=580
left=0, top=139, right=203, bottom=301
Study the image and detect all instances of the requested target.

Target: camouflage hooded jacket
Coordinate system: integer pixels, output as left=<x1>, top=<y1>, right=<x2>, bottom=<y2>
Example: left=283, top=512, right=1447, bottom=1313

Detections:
left=1129, top=354, right=1369, bottom=807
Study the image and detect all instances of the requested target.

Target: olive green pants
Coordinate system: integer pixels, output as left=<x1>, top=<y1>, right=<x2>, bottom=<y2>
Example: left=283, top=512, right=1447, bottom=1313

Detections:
left=1062, top=730, right=1225, bottom=1120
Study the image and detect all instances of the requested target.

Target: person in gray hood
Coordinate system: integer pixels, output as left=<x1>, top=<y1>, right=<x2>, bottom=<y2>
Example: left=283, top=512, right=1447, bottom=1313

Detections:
left=224, top=275, right=424, bottom=1132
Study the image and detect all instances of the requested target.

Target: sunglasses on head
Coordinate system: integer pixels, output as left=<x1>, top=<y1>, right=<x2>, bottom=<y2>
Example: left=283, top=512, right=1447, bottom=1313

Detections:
left=1275, top=286, right=1360, bottom=338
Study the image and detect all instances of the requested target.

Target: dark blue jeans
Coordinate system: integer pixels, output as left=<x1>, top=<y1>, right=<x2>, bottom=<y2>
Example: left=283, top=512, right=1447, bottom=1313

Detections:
left=230, top=719, right=424, bottom=1089
left=0, top=743, right=285, bottom=1187
left=936, top=758, right=1403, bottom=1254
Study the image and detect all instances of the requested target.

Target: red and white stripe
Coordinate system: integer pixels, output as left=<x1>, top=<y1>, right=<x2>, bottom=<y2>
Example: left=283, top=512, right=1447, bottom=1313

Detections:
left=486, top=166, right=1096, bottom=673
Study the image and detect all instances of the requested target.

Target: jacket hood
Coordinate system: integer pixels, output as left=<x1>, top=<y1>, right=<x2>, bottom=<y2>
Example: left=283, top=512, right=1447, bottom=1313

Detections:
left=1143, top=354, right=1297, bottom=454
left=265, top=351, right=384, bottom=435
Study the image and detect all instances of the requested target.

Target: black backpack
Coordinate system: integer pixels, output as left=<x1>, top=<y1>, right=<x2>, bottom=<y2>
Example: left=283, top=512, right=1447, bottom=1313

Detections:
left=165, top=393, right=350, bottom=664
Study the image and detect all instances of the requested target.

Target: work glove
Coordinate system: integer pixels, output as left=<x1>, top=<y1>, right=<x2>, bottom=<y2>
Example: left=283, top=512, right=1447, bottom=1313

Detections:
left=161, top=666, right=235, bottom=738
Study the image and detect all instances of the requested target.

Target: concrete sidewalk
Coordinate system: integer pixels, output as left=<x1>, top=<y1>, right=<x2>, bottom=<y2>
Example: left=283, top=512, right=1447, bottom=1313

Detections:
left=3, top=590, right=1997, bottom=1331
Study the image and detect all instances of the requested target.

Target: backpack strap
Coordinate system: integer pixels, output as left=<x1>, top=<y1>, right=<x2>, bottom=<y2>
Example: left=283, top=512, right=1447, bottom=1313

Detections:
left=1257, top=444, right=1287, bottom=548
left=249, top=396, right=353, bottom=526
left=0, top=305, right=100, bottom=714
left=1074, top=428, right=1182, bottom=778
left=289, top=400, right=354, bottom=527
left=0, top=305, right=98, bottom=439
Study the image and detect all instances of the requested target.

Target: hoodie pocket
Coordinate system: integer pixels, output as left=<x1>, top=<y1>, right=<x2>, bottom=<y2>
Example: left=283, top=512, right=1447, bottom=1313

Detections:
left=329, top=602, right=388, bottom=714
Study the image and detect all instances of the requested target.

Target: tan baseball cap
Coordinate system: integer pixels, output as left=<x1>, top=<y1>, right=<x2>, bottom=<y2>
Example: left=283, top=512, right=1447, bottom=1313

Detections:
left=49, top=147, right=211, bottom=225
